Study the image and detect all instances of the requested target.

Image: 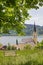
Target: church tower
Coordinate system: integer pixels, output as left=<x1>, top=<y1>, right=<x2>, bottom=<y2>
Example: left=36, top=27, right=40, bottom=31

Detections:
left=33, top=22, right=37, bottom=44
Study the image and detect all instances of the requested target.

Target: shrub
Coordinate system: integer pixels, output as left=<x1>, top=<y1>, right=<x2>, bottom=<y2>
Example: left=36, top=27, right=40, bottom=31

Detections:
left=12, top=46, right=17, bottom=50
left=24, top=44, right=31, bottom=50
left=34, top=40, right=43, bottom=50
left=40, top=40, right=43, bottom=45
left=7, top=43, right=12, bottom=50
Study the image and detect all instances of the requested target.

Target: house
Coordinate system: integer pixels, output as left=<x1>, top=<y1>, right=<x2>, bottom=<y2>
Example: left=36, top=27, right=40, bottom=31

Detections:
left=0, top=45, right=7, bottom=50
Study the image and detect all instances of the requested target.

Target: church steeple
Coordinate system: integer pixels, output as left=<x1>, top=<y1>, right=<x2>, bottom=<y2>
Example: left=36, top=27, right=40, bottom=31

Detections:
left=34, top=22, right=36, bottom=32
left=33, top=22, right=37, bottom=44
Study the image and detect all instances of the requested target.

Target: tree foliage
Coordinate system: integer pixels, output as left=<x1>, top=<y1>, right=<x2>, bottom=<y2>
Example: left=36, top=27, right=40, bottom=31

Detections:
left=0, top=0, right=43, bottom=34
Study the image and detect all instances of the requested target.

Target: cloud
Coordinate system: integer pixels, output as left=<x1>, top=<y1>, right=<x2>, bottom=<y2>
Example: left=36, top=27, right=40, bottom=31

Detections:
left=25, top=7, right=43, bottom=26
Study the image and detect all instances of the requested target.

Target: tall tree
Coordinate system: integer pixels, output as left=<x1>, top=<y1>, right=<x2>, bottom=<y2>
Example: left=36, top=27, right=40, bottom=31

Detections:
left=0, top=0, right=43, bottom=34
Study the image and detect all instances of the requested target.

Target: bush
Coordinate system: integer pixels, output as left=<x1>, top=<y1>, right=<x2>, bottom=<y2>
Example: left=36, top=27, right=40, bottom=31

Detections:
left=12, top=46, right=17, bottom=50
left=7, top=43, right=12, bottom=50
left=24, top=44, right=32, bottom=50
left=34, top=40, right=43, bottom=50
left=40, top=40, right=43, bottom=45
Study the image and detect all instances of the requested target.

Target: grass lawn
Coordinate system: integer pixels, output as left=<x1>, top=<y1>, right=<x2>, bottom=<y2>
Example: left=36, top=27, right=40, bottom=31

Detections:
left=0, top=48, right=43, bottom=65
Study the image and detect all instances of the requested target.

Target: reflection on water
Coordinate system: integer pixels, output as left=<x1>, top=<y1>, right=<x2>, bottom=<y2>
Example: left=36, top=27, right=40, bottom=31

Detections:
left=0, top=36, right=43, bottom=45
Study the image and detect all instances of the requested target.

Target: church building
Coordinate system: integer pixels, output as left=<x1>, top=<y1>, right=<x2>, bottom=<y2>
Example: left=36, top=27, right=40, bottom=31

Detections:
left=14, top=22, right=38, bottom=50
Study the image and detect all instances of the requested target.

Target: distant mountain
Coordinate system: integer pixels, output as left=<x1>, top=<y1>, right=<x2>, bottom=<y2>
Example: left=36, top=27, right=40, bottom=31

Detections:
left=24, top=24, right=43, bottom=35
left=9, top=24, right=43, bottom=35
left=0, top=24, right=43, bottom=36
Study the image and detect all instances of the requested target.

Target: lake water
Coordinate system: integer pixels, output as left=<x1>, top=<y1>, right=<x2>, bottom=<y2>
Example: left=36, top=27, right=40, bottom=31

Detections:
left=0, top=36, right=43, bottom=45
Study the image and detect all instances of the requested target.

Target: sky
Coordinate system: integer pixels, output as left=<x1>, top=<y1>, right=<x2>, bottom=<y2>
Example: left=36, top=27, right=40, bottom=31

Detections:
left=25, top=7, right=43, bottom=26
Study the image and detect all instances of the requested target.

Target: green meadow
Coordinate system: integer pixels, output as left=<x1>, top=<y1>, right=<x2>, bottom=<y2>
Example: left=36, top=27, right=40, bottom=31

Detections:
left=0, top=41, right=43, bottom=65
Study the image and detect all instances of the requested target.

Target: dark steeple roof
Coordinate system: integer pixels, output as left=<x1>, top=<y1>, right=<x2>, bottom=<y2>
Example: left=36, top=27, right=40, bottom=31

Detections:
left=34, top=22, right=36, bottom=32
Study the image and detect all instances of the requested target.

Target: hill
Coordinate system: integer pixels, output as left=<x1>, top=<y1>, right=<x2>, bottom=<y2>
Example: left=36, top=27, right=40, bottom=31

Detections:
left=23, top=24, right=43, bottom=35
left=0, top=24, right=43, bottom=36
